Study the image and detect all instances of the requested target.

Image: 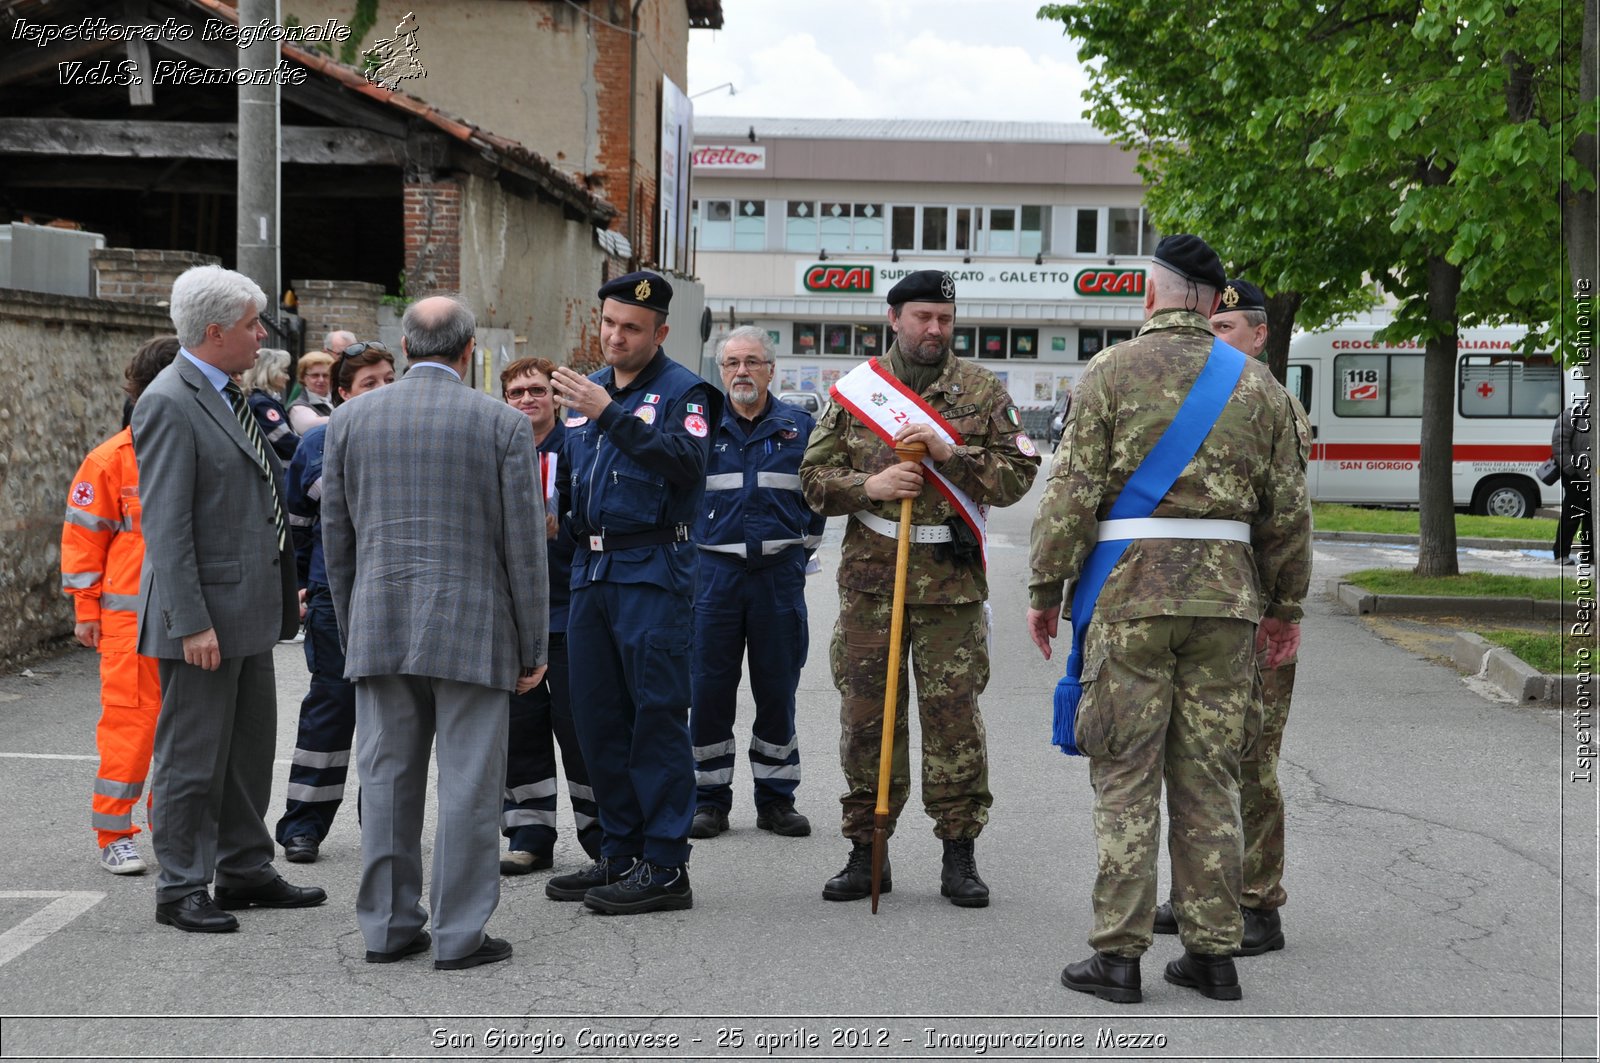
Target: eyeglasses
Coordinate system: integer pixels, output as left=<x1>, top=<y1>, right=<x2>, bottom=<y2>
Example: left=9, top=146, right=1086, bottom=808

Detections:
left=721, top=359, right=773, bottom=372
left=504, top=385, right=550, bottom=401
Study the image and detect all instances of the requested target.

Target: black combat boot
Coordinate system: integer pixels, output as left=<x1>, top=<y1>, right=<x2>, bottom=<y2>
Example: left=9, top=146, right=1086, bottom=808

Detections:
left=822, top=842, right=889, bottom=901
left=544, top=854, right=639, bottom=902
left=1163, top=950, right=1243, bottom=1001
left=1235, top=906, right=1285, bottom=956
left=1152, top=901, right=1178, bottom=934
left=939, top=838, right=989, bottom=908
left=1060, top=951, right=1142, bottom=1004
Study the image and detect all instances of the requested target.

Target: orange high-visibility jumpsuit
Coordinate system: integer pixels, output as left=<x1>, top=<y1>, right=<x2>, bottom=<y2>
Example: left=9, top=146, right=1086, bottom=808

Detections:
left=61, top=428, right=162, bottom=848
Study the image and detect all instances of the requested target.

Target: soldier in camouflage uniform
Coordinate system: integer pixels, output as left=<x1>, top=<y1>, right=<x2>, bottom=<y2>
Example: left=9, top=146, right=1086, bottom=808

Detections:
left=1149, top=277, right=1312, bottom=957
left=800, top=270, right=1039, bottom=908
left=1027, top=238, right=1311, bottom=1004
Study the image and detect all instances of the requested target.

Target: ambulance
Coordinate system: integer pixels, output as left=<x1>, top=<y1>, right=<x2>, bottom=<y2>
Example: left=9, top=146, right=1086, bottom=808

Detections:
left=1285, top=325, right=1573, bottom=517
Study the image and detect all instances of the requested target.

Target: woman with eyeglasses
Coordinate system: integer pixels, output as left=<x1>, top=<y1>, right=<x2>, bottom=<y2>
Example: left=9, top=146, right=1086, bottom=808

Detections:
left=497, top=356, right=602, bottom=874
left=240, top=347, right=301, bottom=461
left=272, top=341, right=396, bottom=864
left=288, top=351, right=336, bottom=434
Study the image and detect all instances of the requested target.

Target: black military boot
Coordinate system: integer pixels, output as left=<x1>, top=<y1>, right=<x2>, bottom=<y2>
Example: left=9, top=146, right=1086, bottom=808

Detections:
left=1163, top=950, right=1243, bottom=1001
left=822, top=842, right=889, bottom=901
left=1152, top=901, right=1178, bottom=934
left=1060, top=951, right=1142, bottom=1004
left=1235, top=906, right=1285, bottom=956
left=939, top=839, right=989, bottom=908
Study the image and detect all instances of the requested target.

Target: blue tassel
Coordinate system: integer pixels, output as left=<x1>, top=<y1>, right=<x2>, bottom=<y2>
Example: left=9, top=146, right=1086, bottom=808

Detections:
left=1052, top=658, right=1084, bottom=757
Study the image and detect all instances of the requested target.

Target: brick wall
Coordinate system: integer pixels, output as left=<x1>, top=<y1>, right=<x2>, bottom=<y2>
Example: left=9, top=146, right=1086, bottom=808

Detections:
left=92, top=248, right=222, bottom=305
left=0, top=289, right=175, bottom=669
left=293, top=279, right=384, bottom=348
left=592, top=4, right=649, bottom=264
left=404, top=179, right=463, bottom=297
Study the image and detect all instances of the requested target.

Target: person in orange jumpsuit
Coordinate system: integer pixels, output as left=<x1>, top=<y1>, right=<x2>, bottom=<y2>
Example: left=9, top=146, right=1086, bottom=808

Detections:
left=61, top=336, right=180, bottom=875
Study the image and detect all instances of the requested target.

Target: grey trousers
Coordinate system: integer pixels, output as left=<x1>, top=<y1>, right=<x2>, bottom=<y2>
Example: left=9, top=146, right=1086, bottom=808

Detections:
left=151, top=653, right=279, bottom=904
left=354, top=673, right=508, bottom=963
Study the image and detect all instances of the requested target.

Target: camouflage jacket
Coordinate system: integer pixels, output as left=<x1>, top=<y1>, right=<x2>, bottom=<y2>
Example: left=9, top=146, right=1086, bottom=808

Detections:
left=801, top=345, right=1040, bottom=604
left=1028, top=309, right=1312, bottom=623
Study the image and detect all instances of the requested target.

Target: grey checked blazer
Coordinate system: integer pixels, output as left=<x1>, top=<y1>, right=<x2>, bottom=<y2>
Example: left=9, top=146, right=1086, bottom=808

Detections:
left=321, top=364, right=549, bottom=690
left=133, top=355, right=295, bottom=659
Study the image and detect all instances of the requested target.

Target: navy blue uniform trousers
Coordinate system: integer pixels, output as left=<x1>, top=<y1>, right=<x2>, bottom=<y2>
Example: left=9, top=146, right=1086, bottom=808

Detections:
left=567, top=581, right=695, bottom=867
left=275, top=583, right=355, bottom=844
left=504, top=632, right=601, bottom=859
left=690, top=555, right=807, bottom=812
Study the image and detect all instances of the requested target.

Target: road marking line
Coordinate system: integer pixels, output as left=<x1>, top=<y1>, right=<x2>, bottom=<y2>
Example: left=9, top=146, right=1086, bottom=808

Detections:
left=0, top=892, right=105, bottom=968
left=0, top=752, right=97, bottom=761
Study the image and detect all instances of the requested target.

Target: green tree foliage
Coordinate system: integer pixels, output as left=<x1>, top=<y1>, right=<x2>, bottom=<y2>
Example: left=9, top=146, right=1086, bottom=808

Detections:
left=1039, top=0, right=1592, bottom=576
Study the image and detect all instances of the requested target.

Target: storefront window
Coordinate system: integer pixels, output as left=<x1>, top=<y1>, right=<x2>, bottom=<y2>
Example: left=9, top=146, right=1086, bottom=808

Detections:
left=785, top=201, right=817, bottom=252
left=823, top=323, right=853, bottom=355
left=1010, top=328, right=1039, bottom=359
left=792, top=322, right=820, bottom=355
left=854, top=324, right=884, bottom=356
left=978, top=327, right=1008, bottom=360
left=952, top=327, right=976, bottom=357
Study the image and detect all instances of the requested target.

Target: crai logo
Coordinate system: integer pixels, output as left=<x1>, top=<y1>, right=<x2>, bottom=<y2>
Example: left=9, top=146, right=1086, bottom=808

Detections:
left=1072, top=268, right=1146, bottom=297
left=804, top=264, right=875, bottom=293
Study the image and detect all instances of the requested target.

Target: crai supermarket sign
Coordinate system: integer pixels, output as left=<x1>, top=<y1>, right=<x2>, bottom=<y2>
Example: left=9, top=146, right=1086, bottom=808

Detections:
left=796, top=261, right=1148, bottom=300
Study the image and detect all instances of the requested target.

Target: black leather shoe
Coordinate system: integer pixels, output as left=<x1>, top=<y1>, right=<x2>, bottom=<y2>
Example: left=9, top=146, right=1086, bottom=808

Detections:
left=545, top=855, right=638, bottom=901
left=214, top=874, right=327, bottom=910
left=940, top=839, right=989, bottom=908
left=365, top=930, right=431, bottom=964
left=155, top=890, right=239, bottom=933
left=1164, top=950, right=1243, bottom=1000
left=689, top=806, right=729, bottom=839
left=1152, top=901, right=1178, bottom=935
left=1235, top=906, right=1285, bottom=956
left=283, top=836, right=319, bottom=864
left=435, top=935, right=512, bottom=971
left=1060, top=951, right=1142, bottom=1004
left=583, top=861, right=693, bottom=914
left=756, top=800, right=811, bottom=837
left=822, top=842, right=889, bottom=902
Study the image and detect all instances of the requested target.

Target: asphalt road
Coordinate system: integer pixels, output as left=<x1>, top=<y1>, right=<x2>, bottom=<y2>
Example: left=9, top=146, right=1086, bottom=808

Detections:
left=0, top=462, right=1593, bottom=1062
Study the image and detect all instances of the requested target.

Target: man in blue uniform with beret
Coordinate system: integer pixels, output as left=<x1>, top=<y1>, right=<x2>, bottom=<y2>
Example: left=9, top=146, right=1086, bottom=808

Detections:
left=546, top=271, right=720, bottom=914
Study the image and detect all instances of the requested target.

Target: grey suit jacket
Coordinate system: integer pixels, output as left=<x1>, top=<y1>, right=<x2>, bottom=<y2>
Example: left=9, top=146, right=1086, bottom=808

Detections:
left=321, top=364, right=549, bottom=690
left=132, top=356, right=294, bottom=659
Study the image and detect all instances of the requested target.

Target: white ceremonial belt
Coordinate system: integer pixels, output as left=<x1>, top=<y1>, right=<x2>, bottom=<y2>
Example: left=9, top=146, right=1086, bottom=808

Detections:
left=1097, top=517, right=1252, bottom=543
left=853, top=510, right=953, bottom=544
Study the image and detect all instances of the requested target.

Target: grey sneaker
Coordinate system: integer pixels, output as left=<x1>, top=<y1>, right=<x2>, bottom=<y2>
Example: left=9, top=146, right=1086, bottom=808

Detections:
left=100, top=837, right=147, bottom=875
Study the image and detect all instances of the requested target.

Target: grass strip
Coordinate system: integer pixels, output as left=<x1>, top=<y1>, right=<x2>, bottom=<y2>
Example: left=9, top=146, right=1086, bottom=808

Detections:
left=1344, top=568, right=1565, bottom=600
left=1476, top=629, right=1587, bottom=675
left=1313, top=503, right=1556, bottom=541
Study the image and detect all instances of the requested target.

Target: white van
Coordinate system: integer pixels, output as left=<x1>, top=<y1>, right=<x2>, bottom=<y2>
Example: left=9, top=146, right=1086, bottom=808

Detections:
left=1285, top=325, right=1571, bottom=517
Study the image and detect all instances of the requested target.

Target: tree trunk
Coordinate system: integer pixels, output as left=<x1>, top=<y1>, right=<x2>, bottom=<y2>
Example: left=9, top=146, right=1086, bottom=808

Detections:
left=1416, top=252, right=1462, bottom=577
left=1265, top=290, right=1303, bottom=386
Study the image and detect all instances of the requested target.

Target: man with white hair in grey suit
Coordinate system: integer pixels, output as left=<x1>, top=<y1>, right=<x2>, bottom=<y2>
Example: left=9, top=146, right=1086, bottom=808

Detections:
left=322, top=295, right=549, bottom=970
left=134, top=264, right=326, bottom=933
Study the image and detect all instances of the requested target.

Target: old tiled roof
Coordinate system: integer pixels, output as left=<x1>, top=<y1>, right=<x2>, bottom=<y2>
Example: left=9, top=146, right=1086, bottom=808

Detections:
left=693, top=116, right=1107, bottom=144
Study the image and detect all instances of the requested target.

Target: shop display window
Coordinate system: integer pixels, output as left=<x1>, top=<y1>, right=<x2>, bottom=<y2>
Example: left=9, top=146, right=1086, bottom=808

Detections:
left=1010, top=328, right=1039, bottom=359
left=979, top=327, right=1008, bottom=360
left=792, top=322, right=820, bottom=354
left=824, top=324, right=853, bottom=355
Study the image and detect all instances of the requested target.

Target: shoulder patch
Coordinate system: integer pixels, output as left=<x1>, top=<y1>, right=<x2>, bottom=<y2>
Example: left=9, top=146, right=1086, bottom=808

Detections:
left=1004, top=405, right=1021, bottom=427
left=635, top=405, right=657, bottom=425
left=71, top=481, right=95, bottom=507
left=684, top=413, right=709, bottom=438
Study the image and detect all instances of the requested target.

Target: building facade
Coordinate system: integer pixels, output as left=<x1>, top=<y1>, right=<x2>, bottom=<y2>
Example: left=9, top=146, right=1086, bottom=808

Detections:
left=689, top=117, right=1158, bottom=409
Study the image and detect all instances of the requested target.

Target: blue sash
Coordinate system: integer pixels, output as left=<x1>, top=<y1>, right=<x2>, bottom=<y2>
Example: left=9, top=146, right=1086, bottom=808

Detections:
left=1052, top=338, right=1248, bottom=755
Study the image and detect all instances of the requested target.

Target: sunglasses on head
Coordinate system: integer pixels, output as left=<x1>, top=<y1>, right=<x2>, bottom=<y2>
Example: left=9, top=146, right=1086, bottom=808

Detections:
left=339, top=341, right=390, bottom=362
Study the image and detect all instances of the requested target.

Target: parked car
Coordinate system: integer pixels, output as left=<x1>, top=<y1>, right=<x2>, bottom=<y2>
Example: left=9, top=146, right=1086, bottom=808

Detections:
left=779, top=389, right=823, bottom=414
left=1047, top=391, right=1073, bottom=449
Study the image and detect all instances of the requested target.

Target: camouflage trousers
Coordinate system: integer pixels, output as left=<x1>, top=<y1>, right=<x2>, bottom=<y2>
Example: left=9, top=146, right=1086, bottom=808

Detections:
left=1076, top=615, right=1254, bottom=958
left=829, top=587, right=992, bottom=842
left=1240, top=660, right=1296, bottom=910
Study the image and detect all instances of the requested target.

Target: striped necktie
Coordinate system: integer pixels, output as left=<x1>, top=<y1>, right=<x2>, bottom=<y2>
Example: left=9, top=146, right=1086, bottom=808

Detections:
left=224, top=383, right=289, bottom=550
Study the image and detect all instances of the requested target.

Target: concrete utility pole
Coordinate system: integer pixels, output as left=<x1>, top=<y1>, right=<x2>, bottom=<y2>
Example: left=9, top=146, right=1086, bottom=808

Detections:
left=236, top=0, right=281, bottom=306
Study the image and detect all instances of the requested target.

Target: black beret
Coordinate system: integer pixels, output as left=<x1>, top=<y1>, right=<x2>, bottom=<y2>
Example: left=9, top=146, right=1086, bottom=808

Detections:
left=886, top=269, right=957, bottom=307
left=1153, top=234, right=1226, bottom=291
left=599, top=271, right=673, bottom=314
left=1218, top=278, right=1267, bottom=314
